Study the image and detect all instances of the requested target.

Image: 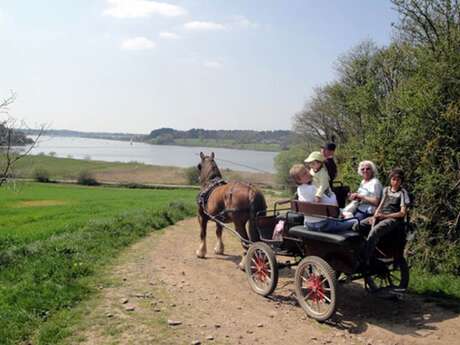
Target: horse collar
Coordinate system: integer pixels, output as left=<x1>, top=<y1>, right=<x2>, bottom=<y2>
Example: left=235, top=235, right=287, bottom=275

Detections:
left=197, top=177, right=227, bottom=209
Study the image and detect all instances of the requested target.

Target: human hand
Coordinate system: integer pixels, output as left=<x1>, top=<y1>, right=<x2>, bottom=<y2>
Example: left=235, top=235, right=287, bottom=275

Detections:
left=349, top=193, right=358, bottom=200
left=374, top=212, right=384, bottom=221
left=314, top=196, right=321, bottom=203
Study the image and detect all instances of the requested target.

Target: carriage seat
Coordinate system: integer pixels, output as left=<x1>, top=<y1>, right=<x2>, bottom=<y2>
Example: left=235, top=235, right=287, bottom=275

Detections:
left=288, top=225, right=361, bottom=245
left=290, top=200, right=340, bottom=218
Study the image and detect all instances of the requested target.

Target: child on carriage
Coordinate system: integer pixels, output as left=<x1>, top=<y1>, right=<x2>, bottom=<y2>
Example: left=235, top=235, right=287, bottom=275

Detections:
left=353, top=168, right=410, bottom=265
left=289, top=164, right=353, bottom=233
left=304, top=151, right=333, bottom=203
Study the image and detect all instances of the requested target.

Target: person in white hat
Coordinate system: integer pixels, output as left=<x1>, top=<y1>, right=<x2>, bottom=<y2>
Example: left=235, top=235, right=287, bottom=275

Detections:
left=304, top=151, right=332, bottom=203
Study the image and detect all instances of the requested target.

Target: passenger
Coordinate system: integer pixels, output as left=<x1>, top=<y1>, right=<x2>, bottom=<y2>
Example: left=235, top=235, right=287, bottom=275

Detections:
left=354, top=168, right=410, bottom=265
left=321, top=142, right=337, bottom=186
left=342, top=160, right=383, bottom=221
left=304, top=151, right=332, bottom=203
left=289, top=164, right=353, bottom=233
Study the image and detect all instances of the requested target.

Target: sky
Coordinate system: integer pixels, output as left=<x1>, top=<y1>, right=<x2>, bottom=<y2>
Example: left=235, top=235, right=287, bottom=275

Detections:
left=0, top=0, right=399, bottom=134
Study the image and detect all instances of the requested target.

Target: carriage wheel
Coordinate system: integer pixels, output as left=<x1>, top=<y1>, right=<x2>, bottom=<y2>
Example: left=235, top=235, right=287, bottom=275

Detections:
left=294, top=256, right=337, bottom=322
left=365, top=258, right=409, bottom=292
left=245, top=242, right=278, bottom=296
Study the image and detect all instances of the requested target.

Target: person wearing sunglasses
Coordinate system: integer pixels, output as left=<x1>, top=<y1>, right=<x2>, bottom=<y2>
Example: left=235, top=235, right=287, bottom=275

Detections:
left=342, top=160, right=383, bottom=221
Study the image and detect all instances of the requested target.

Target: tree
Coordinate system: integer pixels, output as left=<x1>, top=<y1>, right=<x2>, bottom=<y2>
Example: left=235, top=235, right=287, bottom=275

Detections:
left=392, top=0, right=460, bottom=55
left=0, top=91, right=44, bottom=187
left=290, top=0, right=460, bottom=275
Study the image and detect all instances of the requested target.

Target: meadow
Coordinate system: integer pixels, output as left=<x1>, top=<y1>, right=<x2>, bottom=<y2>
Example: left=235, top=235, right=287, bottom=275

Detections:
left=13, top=155, right=276, bottom=187
left=0, top=182, right=196, bottom=345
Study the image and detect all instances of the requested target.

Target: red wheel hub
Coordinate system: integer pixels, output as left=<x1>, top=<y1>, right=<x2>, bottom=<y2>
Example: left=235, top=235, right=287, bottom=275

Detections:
left=254, top=255, right=269, bottom=282
left=305, top=274, right=325, bottom=303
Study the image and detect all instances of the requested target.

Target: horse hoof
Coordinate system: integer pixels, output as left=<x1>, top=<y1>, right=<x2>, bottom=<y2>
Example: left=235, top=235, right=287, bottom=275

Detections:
left=196, top=250, right=206, bottom=259
left=214, top=246, right=224, bottom=255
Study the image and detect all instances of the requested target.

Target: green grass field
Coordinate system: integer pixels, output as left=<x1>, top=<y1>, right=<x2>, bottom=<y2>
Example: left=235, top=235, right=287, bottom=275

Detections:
left=11, top=155, right=276, bottom=187
left=0, top=182, right=194, bottom=247
left=0, top=182, right=196, bottom=345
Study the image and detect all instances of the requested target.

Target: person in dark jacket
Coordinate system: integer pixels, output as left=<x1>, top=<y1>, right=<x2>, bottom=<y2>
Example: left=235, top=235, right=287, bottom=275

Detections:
left=321, top=143, right=337, bottom=186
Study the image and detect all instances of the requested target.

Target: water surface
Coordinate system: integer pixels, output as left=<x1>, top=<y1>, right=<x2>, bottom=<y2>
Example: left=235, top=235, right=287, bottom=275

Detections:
left=29, top=136, right=278, bottom=173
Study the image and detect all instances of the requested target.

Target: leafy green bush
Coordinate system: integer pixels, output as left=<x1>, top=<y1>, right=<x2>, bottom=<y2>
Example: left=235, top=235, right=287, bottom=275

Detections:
left=288, top=0, right=460, bottom=276
left=184, top=166, right=200, bottom=185
left=77, top=170, right=99, bottom=186
left=33, top=167, right=51, bottom=183
left=274, top=145, right=307, bottom=192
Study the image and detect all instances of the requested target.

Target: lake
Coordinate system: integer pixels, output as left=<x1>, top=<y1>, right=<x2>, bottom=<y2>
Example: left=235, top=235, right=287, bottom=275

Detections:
left=28, top=136, right=278, bottom=173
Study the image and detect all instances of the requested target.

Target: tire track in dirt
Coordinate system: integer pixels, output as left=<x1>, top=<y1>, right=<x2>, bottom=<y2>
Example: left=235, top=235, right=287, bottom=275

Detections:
left=76, top=218, right=460, bottom=345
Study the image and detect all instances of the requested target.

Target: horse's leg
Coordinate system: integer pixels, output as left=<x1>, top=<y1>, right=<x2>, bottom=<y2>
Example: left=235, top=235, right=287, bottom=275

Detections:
left=196, top=214, right=208, bottom=258
left=214, top=223, right=224, bottom=255
left=234, top=219, right=250, bottom=270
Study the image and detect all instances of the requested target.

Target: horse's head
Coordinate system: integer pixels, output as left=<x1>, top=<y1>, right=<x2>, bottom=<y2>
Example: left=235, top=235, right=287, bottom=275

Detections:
left=198, top=152, right=222, bottom=186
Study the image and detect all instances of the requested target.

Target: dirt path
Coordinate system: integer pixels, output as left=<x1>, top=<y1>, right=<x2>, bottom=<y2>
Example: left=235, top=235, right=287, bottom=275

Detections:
left=73, top=218, right=460, bottom=345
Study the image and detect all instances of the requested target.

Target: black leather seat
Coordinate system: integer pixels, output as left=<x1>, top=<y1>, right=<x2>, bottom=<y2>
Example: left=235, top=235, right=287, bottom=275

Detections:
left=288, top=225, right=361, bottom=245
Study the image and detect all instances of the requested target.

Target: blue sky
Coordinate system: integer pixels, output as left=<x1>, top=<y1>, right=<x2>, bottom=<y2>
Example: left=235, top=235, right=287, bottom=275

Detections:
left=0, top=1, right=398, bottom=133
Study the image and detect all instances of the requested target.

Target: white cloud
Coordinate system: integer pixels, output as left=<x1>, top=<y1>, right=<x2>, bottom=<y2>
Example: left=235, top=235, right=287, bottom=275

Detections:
left=203, top=60, right=223, bottom=69
left=104, top=0, right=186, bottom=18
left=121, top=37, right=156, bottom=50
left=159, top=31, right=180, bottom=39
left=231, top=15, right=258, bottom=29
left=184, top=21, right=225, bottom=31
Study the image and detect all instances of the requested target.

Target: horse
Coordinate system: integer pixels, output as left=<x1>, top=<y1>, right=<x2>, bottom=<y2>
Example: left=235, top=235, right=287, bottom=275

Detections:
left=196, top=152, right=267, bottom=268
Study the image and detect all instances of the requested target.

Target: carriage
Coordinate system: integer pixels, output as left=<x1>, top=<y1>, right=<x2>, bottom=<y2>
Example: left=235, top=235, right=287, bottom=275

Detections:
left=245, top=199, right=410, bottom=321
left=196, top=152, right=411, bottom=322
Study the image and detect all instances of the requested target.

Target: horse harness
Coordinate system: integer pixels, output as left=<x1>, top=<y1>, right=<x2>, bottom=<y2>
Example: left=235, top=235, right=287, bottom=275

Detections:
left=197, top=177, right=254, bottom=221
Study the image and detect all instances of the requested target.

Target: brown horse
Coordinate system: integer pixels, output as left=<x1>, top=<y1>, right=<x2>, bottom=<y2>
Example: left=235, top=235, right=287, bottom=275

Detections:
left=196, top=152, right=267, bottom=268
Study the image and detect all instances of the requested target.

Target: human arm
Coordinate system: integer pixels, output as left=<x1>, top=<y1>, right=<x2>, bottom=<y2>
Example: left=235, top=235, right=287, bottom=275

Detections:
left=374, top=206, right=407, bottom=221
left=351, top=178, right=382, bottom=206
left=354, top=193, right=380, bottom=206
left=371, top=187, right=386, bottom=224
left=373, top=188, right=408, bottom=221
left=314, top=169, right=330, bottom=199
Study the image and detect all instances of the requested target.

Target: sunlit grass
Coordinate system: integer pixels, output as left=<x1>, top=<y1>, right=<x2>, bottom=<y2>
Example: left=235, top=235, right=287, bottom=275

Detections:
left=0, top=182, right=196, bottom=345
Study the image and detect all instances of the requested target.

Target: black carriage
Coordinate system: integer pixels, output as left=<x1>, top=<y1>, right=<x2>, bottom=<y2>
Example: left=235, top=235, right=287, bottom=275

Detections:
left=245, top=199, right=410, bottom=322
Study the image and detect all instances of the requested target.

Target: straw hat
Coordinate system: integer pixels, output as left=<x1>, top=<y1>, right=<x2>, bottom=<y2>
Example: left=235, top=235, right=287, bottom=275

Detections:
left=304, top=151, right=324, bottom=163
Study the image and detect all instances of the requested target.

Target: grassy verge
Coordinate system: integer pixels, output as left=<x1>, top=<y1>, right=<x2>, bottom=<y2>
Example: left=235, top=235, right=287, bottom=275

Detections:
left=409, top=268, right=460, bottom=306
left=0, top=183, right=196, bottom=345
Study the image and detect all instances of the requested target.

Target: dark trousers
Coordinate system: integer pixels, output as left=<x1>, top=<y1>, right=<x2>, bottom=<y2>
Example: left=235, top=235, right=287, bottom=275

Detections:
left=355, top=217, right=402, bottom=263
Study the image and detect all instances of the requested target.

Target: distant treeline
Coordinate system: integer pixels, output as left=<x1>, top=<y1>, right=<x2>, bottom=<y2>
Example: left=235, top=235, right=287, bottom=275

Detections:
left=22, top=129, right=145, bottom=142
left=22, top=128, right=293, bottom=151
left=147, top=128, right=293, bottom=151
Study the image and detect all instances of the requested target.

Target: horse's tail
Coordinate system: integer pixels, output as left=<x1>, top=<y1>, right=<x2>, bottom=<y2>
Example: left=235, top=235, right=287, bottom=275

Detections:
left=248, top=187, right=267, bottom=243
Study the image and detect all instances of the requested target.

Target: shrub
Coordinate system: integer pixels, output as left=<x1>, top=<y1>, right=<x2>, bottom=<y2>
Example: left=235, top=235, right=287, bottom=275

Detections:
left=274, top=145, right=307, bottom=192
left=77, top=170, right=99, bottom=186
left=184, top=166, right=200, bottom=185
left=33, top=167, right=51, bottom=183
